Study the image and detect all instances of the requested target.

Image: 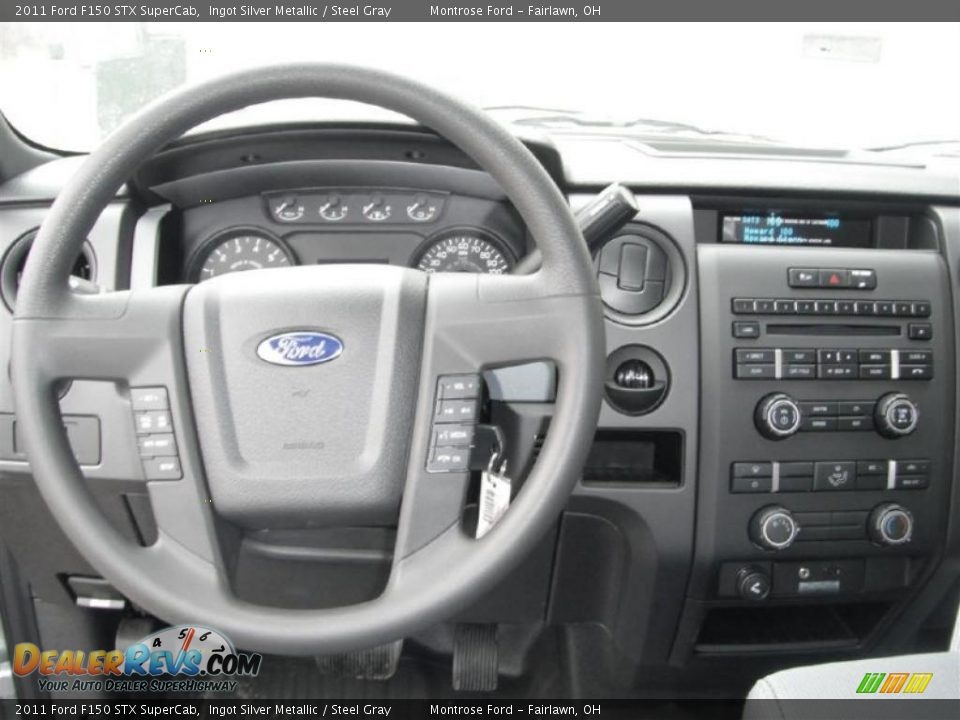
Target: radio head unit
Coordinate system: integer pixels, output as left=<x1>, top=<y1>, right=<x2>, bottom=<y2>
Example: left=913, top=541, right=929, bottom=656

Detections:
left=721, top=212, right=873, bottom=248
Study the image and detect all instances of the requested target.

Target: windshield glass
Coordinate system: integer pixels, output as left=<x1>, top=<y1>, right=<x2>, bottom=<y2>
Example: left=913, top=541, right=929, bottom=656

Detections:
left=1, top=22, right=958, bottom=152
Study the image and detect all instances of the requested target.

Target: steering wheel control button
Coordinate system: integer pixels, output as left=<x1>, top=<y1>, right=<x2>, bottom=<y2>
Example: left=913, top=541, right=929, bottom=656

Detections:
left=869, top=504, right=914, bottom=546
left=736, top=567, right=772, bottom=601
left=433, top=425, right=475, bottom=447
left=814, top=461, right=856, bottom=491
left=142, top=456, right=182, bottom=480
left=750, top=506, right=799, bottom=551
left=434, top=399, right=479, bottom=424
left=130, top=387, right=169, bottom=411
left=137, top=434, right=178, bottom=458
left=427, top=446, right=471, bottom=474
left=438, top=374, right=482, bottom=400
left=134, top=410, right=172, bottom=434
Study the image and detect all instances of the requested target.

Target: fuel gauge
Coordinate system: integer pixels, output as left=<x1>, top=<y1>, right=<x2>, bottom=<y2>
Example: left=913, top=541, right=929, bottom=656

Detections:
left=407, top=194, right=439, bottom=222
left=362, top=194, right=392, bottom=222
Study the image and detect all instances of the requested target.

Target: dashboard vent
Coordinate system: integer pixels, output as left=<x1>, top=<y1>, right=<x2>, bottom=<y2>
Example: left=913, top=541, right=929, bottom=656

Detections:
left=1, top=230, right=95, bottom=312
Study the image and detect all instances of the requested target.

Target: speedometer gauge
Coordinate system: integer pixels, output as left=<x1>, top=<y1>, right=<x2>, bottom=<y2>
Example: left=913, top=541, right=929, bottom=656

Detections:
left=194, top=229, right=294, bottom=281
left=415, top=231, right=513, bottom=274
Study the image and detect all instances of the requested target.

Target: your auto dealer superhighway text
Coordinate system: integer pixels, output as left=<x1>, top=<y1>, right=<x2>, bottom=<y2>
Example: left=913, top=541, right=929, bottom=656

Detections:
left=209, top=4, right=393, bottom=17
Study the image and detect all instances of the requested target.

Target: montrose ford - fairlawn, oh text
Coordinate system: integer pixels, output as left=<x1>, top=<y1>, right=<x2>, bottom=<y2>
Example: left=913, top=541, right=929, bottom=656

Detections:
left=209, top=4, right=392, bottom=16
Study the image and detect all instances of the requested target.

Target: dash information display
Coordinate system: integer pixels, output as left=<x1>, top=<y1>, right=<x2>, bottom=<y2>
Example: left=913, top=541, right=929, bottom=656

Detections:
left=721, top=213, right=872, bottom=247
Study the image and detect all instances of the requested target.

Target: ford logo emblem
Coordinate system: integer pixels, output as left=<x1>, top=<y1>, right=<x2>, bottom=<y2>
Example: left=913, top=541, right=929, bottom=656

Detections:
left=256, top=331, right=343, bottom=367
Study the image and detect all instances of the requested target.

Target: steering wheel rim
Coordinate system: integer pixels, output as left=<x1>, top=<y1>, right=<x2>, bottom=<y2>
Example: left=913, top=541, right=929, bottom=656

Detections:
left=11, top=64, right=604, bottom=655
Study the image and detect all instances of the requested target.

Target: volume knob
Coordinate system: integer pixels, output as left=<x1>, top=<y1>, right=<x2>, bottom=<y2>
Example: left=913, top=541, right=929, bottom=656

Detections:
left=755, top=393, right=802, bottom=440
left=875, top=393, right=919, bottom=438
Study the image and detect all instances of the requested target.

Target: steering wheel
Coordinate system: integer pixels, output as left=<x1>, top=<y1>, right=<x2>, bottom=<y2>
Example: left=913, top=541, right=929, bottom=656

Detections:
left=11, top=65, right=604, bottom=655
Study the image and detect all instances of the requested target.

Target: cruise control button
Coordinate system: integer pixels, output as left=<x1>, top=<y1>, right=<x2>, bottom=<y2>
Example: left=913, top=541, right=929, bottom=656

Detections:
left=131, top=387, right=169, bottom=411
left=814, top=461, right=856, bottom=491
left=134, top=411, right=172, bottom=434
left=434, top=399, right=479, bottom=423
left=137, top=434, right=178, bottom=457
left=438, top=374, right=482, bottom=399
left=427, top=446, right=471, bottom=473
left=142, top=456, right=182, bottom=480
left=788, top=268, right=819, bottom=287
left=433, top=424, right=474, bottom=446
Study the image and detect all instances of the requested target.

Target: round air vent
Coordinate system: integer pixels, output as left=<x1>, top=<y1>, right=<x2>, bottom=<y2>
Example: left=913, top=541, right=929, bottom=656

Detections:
left=1, top=230, right=96, bottom=312
left=594, top=226, right=685, bottom=325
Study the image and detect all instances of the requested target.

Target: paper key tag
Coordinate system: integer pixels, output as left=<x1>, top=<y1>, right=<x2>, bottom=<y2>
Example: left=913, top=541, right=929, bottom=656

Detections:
left=476, top=461, right=512, bottom=539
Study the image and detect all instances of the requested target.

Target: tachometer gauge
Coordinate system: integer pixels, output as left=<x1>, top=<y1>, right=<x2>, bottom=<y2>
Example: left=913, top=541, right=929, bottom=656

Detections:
left=415, top=231, right=513, bottom=274
left=194, top=229, right=295, bottom=282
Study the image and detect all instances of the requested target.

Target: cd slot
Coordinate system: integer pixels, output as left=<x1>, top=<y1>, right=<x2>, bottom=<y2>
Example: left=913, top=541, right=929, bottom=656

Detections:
left=766, top=324, right=900, bottom=337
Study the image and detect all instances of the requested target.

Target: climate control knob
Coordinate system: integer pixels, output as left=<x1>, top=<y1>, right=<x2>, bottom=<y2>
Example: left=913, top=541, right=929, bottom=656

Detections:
left=869, top=503, right=914, bottom=546
left=875, top=393, right=919, bottom=438
left=755, top=393, right=802, bottom=440
left=750, top=506, right=799, bottom=550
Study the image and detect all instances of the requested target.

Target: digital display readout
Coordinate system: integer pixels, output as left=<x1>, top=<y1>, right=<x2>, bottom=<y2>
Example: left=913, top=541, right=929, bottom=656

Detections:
left=721, top=213, right=872, bottom=247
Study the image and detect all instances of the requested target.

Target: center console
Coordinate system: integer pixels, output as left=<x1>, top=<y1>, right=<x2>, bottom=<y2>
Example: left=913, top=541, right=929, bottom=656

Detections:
left=685, top=211, right=955, bottom=652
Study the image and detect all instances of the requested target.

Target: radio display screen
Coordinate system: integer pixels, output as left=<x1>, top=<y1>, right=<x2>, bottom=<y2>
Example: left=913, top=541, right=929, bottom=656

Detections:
left=720, top=213, right=873, bottom=248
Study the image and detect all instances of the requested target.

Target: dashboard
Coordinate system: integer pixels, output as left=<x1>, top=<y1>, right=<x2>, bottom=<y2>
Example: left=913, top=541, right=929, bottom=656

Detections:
left=1, top=122, right=959, bottom=698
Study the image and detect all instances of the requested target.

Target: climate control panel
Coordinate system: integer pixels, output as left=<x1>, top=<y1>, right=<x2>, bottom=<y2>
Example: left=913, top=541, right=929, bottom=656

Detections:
left=753, top=392, right=919, bottom=439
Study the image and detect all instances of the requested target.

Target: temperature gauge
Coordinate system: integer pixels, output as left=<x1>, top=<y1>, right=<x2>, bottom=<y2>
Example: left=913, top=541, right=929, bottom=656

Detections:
left=319, top=195, right=349, bottom=222
left=407, top=194, right=439, bottom=222
left=272, top=196, right=304, bottom=222
left=362, top=195, right=392, bottom=222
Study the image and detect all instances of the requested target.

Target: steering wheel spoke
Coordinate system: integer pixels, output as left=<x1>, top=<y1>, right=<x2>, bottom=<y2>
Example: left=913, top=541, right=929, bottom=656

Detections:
left=13, top=286, right=188, bottom=385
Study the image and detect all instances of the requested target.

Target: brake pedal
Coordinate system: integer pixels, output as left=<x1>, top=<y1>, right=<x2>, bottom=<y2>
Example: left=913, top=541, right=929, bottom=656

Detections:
left=452, top=624, right=498, bottom=692
left=315, top=639, right=403, bottom=681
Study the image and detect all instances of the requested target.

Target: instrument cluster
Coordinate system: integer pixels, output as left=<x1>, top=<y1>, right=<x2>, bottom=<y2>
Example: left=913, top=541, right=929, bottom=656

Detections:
left=187, top=188, right=520, bottom=282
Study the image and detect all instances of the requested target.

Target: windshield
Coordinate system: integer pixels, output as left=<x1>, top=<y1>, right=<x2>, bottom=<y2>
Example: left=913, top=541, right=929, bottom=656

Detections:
left=1, top=22, right=958, bottom=152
